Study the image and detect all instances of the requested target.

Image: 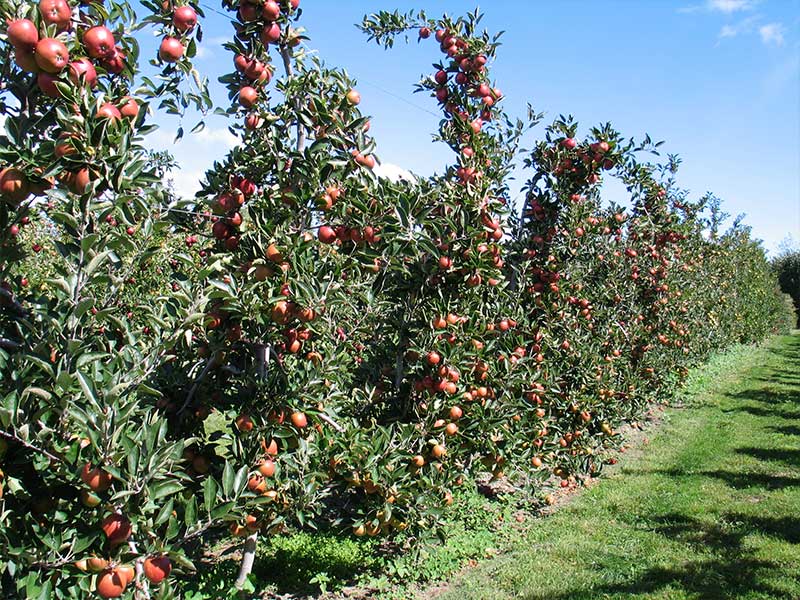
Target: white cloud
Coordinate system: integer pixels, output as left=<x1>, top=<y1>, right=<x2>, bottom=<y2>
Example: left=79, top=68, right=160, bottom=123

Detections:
left=716, top=16, right=759, bottom=40
left=373, top=162, right=415, bottom=182
left=715, top=16, right=788, bottom=46
left=759, top=23, right=786, bottom=46
left=680, top=0, right=756, bottom=13
left=168, top=168, right=207, bottom=200
left=193, top=126, right=239, bottom=148
left=147, top=125, right=238, bottom=151
left=708, top=0, right=756, bottom=13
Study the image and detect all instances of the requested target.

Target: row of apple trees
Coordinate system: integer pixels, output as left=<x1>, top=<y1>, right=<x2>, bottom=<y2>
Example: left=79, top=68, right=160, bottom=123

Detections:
left=0, top=1, right=792, bottom=598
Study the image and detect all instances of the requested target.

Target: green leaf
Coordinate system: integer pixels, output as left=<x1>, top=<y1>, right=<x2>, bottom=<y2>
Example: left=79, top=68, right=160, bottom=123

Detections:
left=222, top=461, right=234, bottom=497
left=154, top=498, right=174, bottom=526
left=151, top=480, right=184, bottom=500
left=203, top=477, right=217, bottom=513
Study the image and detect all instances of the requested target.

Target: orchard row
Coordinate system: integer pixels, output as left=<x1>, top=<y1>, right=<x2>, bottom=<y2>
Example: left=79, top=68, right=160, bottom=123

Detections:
left=0, top=2, right=792, bottom=598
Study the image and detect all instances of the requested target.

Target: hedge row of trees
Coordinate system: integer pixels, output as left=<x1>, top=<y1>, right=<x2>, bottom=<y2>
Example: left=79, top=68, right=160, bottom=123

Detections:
left=0, top=1, right=793, bottom=598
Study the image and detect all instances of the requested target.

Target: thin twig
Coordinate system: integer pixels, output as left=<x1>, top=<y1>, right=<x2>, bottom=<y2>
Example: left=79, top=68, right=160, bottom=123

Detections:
left=177, top=359, right=212, bottom=416
left=0, top=429, right=63, bottom=463
left=317, top=413, right=344, bottom=433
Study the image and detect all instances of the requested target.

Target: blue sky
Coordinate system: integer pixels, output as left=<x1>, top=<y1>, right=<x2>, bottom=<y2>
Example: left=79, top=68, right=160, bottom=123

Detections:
left=145, top=0, right=800, bottom=254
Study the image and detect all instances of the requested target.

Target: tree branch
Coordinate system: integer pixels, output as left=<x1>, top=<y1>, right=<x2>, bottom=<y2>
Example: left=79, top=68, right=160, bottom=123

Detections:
left=0, top=429, right=63, bottom=463
left=235, top=531, right=258, bottom=594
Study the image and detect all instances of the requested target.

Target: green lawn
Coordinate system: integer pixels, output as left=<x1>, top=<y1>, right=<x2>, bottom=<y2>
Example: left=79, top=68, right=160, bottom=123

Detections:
left=434, top=333, right=800, bottom=600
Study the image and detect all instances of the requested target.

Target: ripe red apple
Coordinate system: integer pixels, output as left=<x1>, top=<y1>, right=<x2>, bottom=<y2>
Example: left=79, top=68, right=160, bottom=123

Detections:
left=36, top=72, right=61, bottom=97
left=0, top=168, right=30, bottom=205
left=79, top=462, right=112, bottom=491
left=238, top=85, right=258, bottom=108
left=68, top=58, right=97, bottom=87
left=101, top=513, right=132, bottom=546
left=14, top=49, right=40, bottom=73
left=117, top=565, right=135, bottom=587
left=235, top=414, right=254, bottom=432
left=257, top=458, right=275, bottom=477
left=101, top=48, right=126, bottom=74
left=262, top=0, right=280, bottom=20
left=119, top=96, right=139, bottom=119
left=561, top=138, right=577, bottom=150
left=172, top=5, right=197, bottom=32
left=260, top=22, right=280, bottom=44
left=419, top=26, right=431, bottom=39
left=96, top=569, right=127, bottom=598
left=143, top=555, right=172, bottom=584
left=346, top=88, right=360, bottom=105
left=64, top=167, right=92, bottom=194
left=158, top=37, right=184, bottom=62
left=318, top=225, right=336, bottom=244
left=290, top=411, right=307, bottom=428
left=39, top=0, right=71, bottom=32
left=244, top=112, right=261, bottom=129
left=34, top=38, right=69, bottom=73
left=238, top=3, right=259, bottom=21
left=7, top=19, right=39, bottom=51
left=98, top=102, right=122, bottom=121
left=83, top=26, right=116, bottom=59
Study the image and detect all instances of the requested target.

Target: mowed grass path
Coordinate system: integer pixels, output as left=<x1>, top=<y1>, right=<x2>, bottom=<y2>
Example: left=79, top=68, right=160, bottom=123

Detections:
left=435, top=334, right=800, bottom=600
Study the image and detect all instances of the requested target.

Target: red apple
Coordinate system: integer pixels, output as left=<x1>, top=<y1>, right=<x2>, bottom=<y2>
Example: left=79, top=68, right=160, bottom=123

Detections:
left=119, top=96, right=139, bottom=119
left=260, top=22, right=280, bottom=44
left=39, top=0, right=71, bottom=32
left=238, top=85, right=258, bottom=108
left=262, top=0, right=280, bottom=20
left=7, top=19, right=39, bottom=51
left=158, top=37, right=184, bottom=62
left=0, top=168, right=30, bottom=205
left=143, top=556, right=172, bottom=584
left=172, top=5, right=197, bottom=32
left=83, top=26, right=116, bottom=59
left=34, top=38, right=69, bottom=73
left=101, top=48, right=126, bottom=74
left=346, top=88, right=360, bottom=105
left=98, top=102, right=121, bottom=121
left=318, top=225, right=336, bottom=244
left=68, top=58, right=97, bottom=87
left=14, top=49, right=40, bottom=74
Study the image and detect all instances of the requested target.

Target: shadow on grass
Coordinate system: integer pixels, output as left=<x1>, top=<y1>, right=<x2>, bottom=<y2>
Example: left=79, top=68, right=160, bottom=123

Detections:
left=636, top=467, right=800, bottom=490
left=725, top=387, right=800, bottom=406
left=735, top=446, right=800, bottom=467
left=722, top=404, right=800, bottom=420
left=768, top=424, right=800, bottom=437
left=523, top=557, right=795, bottom=600
left=522, top=510, right=799, bottom=600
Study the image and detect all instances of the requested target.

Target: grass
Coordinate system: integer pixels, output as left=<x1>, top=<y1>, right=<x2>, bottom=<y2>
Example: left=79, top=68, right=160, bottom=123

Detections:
left=432, top=333, right=800, bottom=600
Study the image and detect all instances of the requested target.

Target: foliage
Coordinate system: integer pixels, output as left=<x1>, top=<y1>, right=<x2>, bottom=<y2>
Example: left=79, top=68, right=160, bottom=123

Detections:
left=0, top=2, right=793, bottom=599
left=772, top=240, right=800, bottom=326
